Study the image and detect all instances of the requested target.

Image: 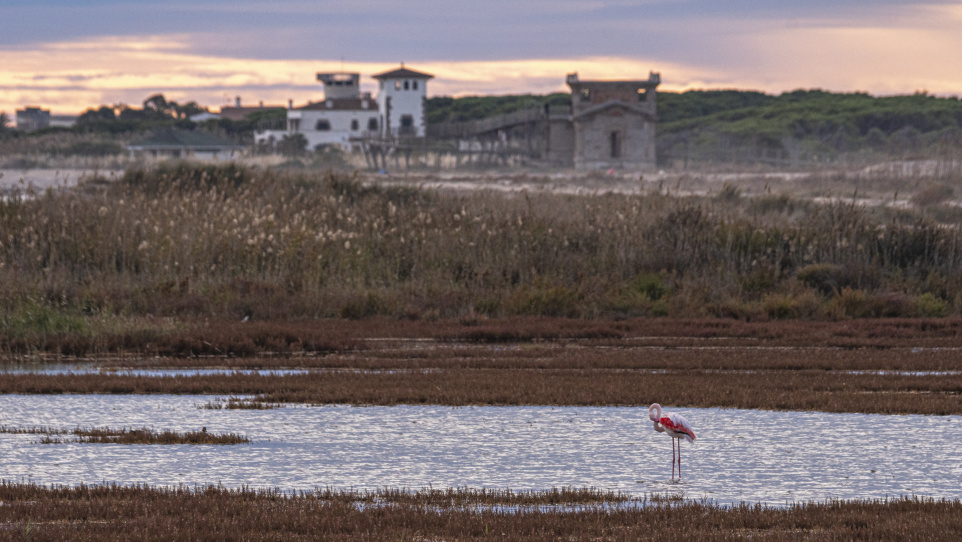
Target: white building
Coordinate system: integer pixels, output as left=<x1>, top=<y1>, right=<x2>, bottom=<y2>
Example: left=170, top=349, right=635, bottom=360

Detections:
left=254, top=65, right=433, bottom=151
left=373, top=65, right=433, bottom=137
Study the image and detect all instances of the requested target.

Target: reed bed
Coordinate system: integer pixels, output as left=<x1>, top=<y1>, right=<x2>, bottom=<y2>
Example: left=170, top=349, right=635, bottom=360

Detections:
left=5, top=162, right=962, bottom=339
left=0, top=483, right=959, bottom=541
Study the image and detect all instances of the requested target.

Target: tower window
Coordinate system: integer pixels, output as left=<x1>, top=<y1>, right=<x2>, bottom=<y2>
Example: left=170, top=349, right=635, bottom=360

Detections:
left=368, top=118, right=378, bottom=131
left=395, top=81, right=401, bottom=90
left=403, top=80, right=410, bottom=90
left=413, top=80, right=418, bottom=90
left=351, top=119, right=359, bottom=131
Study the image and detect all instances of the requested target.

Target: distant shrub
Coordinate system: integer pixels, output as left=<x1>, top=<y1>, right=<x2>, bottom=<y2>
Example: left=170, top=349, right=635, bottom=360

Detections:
left=312, top=145, right=351, bottom=170
left=629, top=272, right=668, bottom=300
left=715, top=182, right=742, bottom=202
left=707, top=298, right=765, bottom=321
left=865, top=292, right=914, bottom=318
left=914, top=292, right=948, bottom=317
left=911, top=183, right=954, bottom=207
left=504, top=283, right=581, bottom=318
left=796, top=264, right=848, bottom=295
left=825, top=287, right=869, bottom=320
left=762, top=294, right=799, bottom=320
left=277, top=133, right=308, bottom=158
left=340, top=293, right=386, bottom=320
left=747, top=194, right=807, bottom=216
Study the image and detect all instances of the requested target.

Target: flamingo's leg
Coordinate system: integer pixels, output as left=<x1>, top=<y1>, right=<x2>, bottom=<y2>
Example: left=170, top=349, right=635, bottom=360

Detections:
left=671, top=438, right=676, bottom=479
left=678, top=440, right=682, bottom=478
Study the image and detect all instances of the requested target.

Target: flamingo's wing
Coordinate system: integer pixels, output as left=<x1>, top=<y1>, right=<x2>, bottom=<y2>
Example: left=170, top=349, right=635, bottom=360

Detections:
left=661, top=413, right=696, bottom=442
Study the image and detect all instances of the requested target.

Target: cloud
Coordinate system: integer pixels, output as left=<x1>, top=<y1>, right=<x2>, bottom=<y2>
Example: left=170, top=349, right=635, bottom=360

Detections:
left=0, top=36, right=701, bottom=113
left=2, top=3, right=961, bottom=116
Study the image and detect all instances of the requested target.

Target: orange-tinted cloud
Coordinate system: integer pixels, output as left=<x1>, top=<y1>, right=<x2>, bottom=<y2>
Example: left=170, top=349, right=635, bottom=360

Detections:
left=2, top=5, right=962, bottom=119
left=0, top=37, right=716, bottom=115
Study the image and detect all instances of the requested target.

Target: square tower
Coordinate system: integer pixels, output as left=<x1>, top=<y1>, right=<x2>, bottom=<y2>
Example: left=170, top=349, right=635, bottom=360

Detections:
left=316, top=72, right=362, bottom=101
left=372, top=65, right=433, bottom=137
left=565, top=72, right=661, bottom=170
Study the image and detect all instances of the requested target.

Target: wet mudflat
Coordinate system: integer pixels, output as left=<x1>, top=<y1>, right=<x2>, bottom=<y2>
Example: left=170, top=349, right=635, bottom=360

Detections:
left=1, top=395, right=959, bottom=507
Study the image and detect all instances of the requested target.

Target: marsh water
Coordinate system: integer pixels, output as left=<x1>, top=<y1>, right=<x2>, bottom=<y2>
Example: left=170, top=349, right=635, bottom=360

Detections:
left=1, top=395, right=960, bottom=506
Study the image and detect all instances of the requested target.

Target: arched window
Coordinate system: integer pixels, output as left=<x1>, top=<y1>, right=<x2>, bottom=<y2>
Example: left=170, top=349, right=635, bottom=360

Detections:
left=403, top=80, right=410, bottom=90
left=315, top=119, right=331, bottom=131
left=367, top=118, right=378, bottom=131
left=351, top=119, right=359, bottom=131
left=413, top=80, right=418, bottom=91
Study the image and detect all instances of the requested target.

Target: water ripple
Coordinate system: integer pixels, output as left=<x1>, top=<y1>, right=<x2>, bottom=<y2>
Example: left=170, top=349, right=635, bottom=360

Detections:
left=0, top=395, right=959, bottom=507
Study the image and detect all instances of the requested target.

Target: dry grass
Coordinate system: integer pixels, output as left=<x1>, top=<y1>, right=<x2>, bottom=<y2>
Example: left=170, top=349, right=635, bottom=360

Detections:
left=5, top=162, right=962, bottom=335
left=0, top=483, right=959, bottom=541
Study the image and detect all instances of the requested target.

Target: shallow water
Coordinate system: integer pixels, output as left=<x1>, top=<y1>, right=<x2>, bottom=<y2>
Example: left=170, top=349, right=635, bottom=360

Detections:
left=1, top=396, right=960, bottom=507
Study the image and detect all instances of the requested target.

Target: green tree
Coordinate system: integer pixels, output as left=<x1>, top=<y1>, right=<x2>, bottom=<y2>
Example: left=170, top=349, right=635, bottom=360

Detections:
left=142, top=94, right=176, bottom=121
left=277, top=133, right=308, bottom=157
left=173, top=101, right=205, bottom=120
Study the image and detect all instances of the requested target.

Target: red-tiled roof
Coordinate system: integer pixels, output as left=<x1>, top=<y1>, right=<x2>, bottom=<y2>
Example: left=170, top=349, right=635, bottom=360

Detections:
left=372, top=66, right=434, bottom=80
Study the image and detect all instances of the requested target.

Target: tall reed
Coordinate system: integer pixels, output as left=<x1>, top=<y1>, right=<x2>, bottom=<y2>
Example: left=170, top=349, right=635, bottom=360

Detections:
left=3, top=162, right=962, bottom=324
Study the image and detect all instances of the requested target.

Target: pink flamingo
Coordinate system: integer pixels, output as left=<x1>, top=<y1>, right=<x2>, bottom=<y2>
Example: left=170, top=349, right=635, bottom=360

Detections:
left=648, top=403, right=696, bottom=479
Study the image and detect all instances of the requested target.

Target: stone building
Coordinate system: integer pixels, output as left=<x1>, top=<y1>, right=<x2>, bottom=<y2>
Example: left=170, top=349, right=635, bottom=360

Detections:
left=556, top=72, right=660, bottom=170
left=430, top=71, right=661, bottom=171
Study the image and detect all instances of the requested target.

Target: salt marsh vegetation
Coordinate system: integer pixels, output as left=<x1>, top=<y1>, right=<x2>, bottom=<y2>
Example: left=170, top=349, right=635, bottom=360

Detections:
left=4, top=162, right=962, bottom=359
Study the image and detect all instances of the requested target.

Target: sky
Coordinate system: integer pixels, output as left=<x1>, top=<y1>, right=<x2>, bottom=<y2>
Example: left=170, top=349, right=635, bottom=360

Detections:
left=2, top=0, right=962, bottom=117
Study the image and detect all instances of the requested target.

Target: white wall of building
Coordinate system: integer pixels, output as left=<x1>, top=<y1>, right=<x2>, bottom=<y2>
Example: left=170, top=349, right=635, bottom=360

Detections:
left=376, top=76, right=428, bottom=137
left=256, top=66, right=431, bottom=151
left=255, top=102, right=380, bottom=150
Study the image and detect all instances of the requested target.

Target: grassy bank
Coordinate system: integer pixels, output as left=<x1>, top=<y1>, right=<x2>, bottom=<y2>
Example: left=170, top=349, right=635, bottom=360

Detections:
left=0, top=483, right=959, bottom=540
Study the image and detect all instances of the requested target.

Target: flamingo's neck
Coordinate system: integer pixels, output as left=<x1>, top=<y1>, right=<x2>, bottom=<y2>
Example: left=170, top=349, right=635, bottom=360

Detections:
left=648, top=403, right=662, bottom=422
